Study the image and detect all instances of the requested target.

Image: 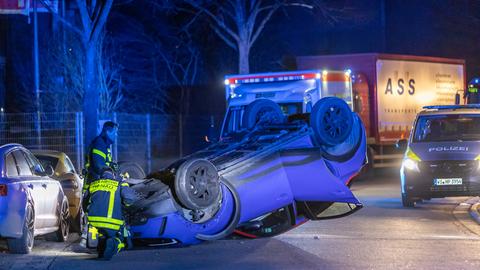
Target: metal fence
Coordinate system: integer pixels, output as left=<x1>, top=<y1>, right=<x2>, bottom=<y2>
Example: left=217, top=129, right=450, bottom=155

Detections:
left=0, top=112, right=224, bottom=174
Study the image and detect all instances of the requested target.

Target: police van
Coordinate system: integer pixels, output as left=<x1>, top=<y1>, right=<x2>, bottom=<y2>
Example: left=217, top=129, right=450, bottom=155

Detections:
left=399, top=105, right=480, bottom=207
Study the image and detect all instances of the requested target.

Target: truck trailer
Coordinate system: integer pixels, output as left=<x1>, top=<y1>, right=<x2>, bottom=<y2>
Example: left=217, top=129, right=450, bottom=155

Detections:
left=297, top=53, right=466, bottom=170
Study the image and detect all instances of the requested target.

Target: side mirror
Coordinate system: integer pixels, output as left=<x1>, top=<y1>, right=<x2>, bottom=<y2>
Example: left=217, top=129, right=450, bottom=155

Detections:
left=45, top=165, right=54, bottom=177
left=395, top=139, right=408, bottom=151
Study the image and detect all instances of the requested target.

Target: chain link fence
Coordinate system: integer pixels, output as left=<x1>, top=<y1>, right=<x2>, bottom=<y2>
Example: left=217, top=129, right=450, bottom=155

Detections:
left=0, top=112, right=224, bottom=174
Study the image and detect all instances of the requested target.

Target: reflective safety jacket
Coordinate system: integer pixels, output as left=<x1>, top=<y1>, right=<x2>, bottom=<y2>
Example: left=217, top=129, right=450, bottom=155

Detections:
left=84, top=135, right=114, bottom=192
left=87, top=179, right=136, bottom=231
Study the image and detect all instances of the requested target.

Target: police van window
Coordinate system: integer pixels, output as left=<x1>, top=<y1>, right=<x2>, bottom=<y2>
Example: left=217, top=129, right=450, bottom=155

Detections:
left=413, top=114, right=480, bottom=142
left=5, top=153, right=19, bottom=177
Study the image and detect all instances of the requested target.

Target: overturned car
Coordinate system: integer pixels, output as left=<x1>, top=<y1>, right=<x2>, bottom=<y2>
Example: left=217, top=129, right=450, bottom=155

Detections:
left=125, top=70, right=367, bottom=245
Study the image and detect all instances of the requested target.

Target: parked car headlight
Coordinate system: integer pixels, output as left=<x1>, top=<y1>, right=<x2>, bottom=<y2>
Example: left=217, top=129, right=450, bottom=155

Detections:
left=402, top=158, right=420, bottom=172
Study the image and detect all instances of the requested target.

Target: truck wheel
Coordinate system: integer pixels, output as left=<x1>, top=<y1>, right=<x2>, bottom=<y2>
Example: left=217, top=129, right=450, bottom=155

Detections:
left=175, top=159, right=221, bottom=210
left=7, top=204, right=35, bottom=254
left=119, top=162, right=146, bottom=179
left=318, top=113, right=363, bottom=162
left=242, top=99, right=285, bottom=129
left=310, top=97, right=353, bottom=146
left=402, top=193, right=415, bottom=207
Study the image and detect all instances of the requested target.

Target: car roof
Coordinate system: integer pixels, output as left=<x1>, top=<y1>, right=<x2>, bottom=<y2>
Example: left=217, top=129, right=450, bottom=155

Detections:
left=0, top=143, right=25, bottom=155
left=30, top=149, right=64, bottom=158
left=418, top=108, right=480, bottom=117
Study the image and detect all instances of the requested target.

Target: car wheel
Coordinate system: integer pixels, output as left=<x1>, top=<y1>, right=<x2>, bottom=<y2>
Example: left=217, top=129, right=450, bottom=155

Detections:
left=402, top=193, right=415, bottom=207
left=7, top=204, right=35, bottom=254
left=55, top=198, right=70, bottom=242
left=242, top=99, right=285, bottom=130
left=310, top=97, right=353, bottom=146
left=174, top=159, right=221, bottom=210
left=318, top=113, right=364, bottom=162
left=118, top=162, right=146, bottom=179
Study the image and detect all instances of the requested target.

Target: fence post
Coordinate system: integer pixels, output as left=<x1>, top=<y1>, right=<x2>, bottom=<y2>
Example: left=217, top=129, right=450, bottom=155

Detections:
left=113, top=112, right=118, bottom=161
left=75, top=112, right=82, bottom=171
left=146, top=114, right=151, bottom=174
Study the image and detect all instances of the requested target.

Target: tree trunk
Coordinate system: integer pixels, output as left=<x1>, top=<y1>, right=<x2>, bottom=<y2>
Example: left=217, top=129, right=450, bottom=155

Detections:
left=83, top=43, right=99, bottom=147
left=238, top=42, right=250, bottom=74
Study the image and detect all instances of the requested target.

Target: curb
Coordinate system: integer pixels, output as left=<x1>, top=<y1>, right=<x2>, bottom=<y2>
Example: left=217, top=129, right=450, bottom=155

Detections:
left=470, top=202, right=480, bottom=224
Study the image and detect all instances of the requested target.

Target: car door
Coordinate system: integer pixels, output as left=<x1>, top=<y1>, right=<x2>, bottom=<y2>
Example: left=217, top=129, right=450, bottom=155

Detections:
left=23, top=151, right=61, bottom=229
left=10, top=150, right=46, bottom=229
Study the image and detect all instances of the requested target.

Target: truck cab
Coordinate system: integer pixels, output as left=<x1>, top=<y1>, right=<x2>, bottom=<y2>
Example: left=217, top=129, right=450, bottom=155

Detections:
left=221, top=70, right=353, bottom=138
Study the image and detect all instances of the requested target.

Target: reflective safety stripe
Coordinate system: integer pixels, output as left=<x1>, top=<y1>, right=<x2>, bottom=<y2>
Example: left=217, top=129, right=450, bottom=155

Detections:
left=89, top=221, right=121, bottom=231
left=89, top=179, right=119, bottom=193
left=88, top=216, right=124, bottom=225
left=92, top=148, right=107, bottom=160
left=108, top=189, right=115, bottom=218
left=88, top=226, right=99, bottom=240
left=121, top=182, right=129, bottom=187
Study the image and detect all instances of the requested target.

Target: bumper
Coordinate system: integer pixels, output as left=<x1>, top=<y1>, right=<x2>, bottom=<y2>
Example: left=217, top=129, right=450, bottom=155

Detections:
left=0, top=209, right=24, bottom=239
left=401, top=162, right=480, bottom=198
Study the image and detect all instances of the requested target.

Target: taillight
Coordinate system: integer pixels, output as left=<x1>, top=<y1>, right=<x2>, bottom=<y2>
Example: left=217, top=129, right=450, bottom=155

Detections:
left=0, top=184, right=7, bottom=196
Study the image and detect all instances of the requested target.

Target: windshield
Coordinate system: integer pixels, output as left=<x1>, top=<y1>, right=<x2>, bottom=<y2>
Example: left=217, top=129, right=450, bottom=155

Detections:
left=413, top=114, right=480, bottom=142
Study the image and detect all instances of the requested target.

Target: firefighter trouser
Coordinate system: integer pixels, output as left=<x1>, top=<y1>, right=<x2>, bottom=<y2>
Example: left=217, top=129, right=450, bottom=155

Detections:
left=97, top=228, right=125, bottom=260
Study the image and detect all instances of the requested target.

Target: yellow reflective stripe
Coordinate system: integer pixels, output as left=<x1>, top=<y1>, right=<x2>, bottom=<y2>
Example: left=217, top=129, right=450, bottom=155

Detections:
left=121, top=182, right=129, bottom=187
left=92, top=148, right=107, bottom=160
left=89, top=179, right=119, bottom=193
left=108, top=190, right=115, bottom=218
left=89, top=222, right=120, bottom=231
left=88, top=216, right=124, bottom=225
left=88, top=226, right=99, bottom=240
left=405, top=147, right=421, bottom=161
left=475, top=154, right=480, bottom=160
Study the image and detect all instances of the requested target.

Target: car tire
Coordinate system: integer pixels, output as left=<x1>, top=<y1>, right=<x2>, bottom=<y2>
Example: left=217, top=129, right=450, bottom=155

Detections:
left=119, top=162, right=146, bottom=179
left=318, top=113, right=364, bottom=162
left=54, top=198, right=70, bottom=242
left=242, top=99, right=285, bottom=130
left=402, top=193, right=415, bottom=207
left=7, top=204, right=35, bottom=254
left=310, top=97, right=353, bottom=146
left=174, top=159, right=221, bottom=210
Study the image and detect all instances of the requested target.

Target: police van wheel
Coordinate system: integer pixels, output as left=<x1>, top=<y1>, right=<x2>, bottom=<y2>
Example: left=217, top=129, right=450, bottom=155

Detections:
left=242, top=99, right=285, bottom=130
left=402, top=193, right=415, bottom=207
left=55, top=198, right=70, bottom=242
left=310, top=97, right=353, bottom=146
left=175, top=159, right=221, bottom=210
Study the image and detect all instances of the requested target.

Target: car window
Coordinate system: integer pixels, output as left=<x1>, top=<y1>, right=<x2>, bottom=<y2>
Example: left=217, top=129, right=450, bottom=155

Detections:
left=413, top=114, right=480, bottom=142
left=35, top=155, right=59, bottom=173
left=64, top=156, right=76, bottom=173
left=12, top=150, right=33, bottom=176
left=5, top=153, right=19, bottom=177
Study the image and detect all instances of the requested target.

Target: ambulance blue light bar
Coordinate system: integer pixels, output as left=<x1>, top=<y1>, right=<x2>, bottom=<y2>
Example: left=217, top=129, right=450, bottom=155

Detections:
left=423, top=104, right=480, bottom=110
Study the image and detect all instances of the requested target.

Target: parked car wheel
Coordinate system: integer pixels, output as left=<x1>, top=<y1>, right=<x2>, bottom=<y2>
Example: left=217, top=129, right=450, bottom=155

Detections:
left=242, top=99, right=285, bottom=130
left=7, top=204, right=35, bottom=254
left=402, top=193, right=415, bottom=207
left=55, top=198, right=70, bottom=242
left=310, top=97, right=353, bottom=146
left=174, top=159, right=221, bottom=210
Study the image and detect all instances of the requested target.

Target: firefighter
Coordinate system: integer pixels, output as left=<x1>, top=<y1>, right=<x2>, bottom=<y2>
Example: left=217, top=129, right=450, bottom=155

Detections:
left=84, top=121, right=119, bottom=193
left=87, top=169, right=140, bottom=260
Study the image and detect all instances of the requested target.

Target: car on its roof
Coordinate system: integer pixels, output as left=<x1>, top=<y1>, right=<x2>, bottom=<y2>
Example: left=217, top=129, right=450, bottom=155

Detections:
left=398, top=105, right=480, bottom=207
left=31, top=150, right=84, bottom=232
left=0, top=144, right=70, bottom=253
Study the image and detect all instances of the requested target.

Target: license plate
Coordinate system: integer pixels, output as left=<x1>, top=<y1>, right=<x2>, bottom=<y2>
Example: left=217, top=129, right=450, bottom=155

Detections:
left=434, top=178, right=463, bottom=186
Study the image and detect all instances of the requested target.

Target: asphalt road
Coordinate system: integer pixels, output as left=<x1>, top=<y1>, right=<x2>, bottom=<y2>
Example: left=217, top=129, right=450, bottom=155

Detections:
left=1, top=172, right=480, bottom=270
